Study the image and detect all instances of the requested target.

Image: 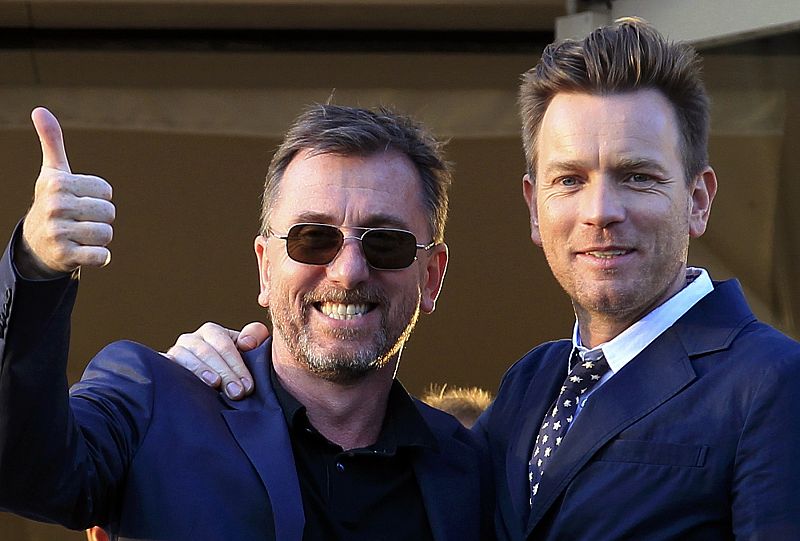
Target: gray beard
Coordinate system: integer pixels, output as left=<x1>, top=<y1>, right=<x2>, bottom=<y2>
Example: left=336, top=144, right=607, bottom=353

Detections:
left=298, top=325, right=391, bottom=383
left=270, top=285, right=420, bottom=384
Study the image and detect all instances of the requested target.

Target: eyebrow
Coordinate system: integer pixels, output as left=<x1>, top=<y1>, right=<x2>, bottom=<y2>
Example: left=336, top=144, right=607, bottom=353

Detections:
left=541, top=159, right=586, bottom=176
left=610, top=157, right=670, bottom=176
left=541, top=157, right=670, bottom=177
left=293, top=211, right=335, bottom=224
left=292, top=211, right=411, bottom=230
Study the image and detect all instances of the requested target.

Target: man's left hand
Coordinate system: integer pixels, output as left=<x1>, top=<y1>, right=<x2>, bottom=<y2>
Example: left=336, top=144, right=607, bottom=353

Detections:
left=164, top=321, right=269, bottom=399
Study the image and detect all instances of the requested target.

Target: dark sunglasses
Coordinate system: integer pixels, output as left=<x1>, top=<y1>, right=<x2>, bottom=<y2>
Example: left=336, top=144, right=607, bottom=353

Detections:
left=269, top=223, right=435, bottom=270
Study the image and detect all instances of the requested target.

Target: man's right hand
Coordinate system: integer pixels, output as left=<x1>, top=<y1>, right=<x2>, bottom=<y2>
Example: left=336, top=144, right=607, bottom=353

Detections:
left=15, top=107, right=115, bottom=279
left=165, top=321, right=269, bottom=400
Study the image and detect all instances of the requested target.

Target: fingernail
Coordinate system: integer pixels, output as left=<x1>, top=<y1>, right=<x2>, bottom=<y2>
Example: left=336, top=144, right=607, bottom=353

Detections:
left=201, top=371, right=219, bottom=386
left=240, top=336, right=257, bottom=349
left=241, top=377, right=253, bottom=393
left=226, top=381, right=243, bottom=397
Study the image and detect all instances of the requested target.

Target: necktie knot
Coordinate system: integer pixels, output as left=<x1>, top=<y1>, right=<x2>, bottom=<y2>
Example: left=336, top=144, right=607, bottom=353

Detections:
left=561, top=349, right=609, bottom=401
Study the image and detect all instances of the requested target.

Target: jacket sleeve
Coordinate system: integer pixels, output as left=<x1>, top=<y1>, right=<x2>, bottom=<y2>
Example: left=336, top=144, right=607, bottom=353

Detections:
left=731, top=331, right=800, bottom=539
left=0, top=224, right=154, bottom=530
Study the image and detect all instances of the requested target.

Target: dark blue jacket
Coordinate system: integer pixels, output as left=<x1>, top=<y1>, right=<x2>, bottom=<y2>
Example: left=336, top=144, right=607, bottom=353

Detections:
left=0, top=234, right=493, bottom=540
left=475, top=279, right=800, bottom=540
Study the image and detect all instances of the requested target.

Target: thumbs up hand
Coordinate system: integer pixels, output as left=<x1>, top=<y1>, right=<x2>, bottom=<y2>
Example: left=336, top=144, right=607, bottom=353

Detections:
left=15, top=107, right=115, bottom=279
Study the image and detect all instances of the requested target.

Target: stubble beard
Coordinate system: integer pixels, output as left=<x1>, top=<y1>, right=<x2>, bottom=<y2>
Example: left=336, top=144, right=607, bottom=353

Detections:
left=545, top=233, right=690, bottom=326
left=270, top=284, right=421, bottom=384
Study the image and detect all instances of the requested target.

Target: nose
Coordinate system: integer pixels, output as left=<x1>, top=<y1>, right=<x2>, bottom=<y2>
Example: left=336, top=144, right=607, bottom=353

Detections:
left=580, top=177, right=625, bottom=228
left=326, top=237, right=370, bottom=288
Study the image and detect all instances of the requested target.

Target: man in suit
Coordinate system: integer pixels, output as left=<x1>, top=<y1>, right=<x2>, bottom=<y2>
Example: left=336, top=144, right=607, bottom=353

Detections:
left=0, top=105, right=492, bottom=540
left=173, top=18, right=800, bottom=540
left=475, top=17, right=800, bottom=540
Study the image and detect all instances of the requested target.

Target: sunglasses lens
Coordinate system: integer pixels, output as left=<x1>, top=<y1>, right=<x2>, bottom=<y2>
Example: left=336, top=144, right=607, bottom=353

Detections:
left=362, top=229, right=418, bottom=269
left=286, top=224, right=343, bottom=265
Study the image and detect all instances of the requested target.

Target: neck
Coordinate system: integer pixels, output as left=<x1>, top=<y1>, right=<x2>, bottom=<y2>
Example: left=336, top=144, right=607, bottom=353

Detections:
left=576, top=267, right=688, bottom=348
left=272, top=349, right=398, bottom=450
left=574, top=310, right=629, bottom=348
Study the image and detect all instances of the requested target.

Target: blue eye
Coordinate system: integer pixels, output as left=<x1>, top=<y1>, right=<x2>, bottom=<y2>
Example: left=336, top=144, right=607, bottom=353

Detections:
left=560, top=177, right=578, bottom=186
left=627, top=173, right=658, bottom=188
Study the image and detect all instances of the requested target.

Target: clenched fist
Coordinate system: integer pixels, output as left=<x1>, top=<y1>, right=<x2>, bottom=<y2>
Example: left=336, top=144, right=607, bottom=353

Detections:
left=15, top=107, right=115, bottom=279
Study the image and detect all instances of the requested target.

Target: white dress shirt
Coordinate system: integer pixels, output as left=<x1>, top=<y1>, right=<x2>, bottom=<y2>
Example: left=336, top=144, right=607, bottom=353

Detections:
left=570, top=267, right=714, bottom=418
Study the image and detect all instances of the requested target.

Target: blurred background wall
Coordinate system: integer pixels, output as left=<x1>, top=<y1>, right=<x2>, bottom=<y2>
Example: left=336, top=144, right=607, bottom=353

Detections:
left=1, top=1, right=798, bottom=538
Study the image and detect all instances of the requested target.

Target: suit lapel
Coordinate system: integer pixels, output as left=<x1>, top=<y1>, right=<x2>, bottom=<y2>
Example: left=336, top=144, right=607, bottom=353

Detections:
left=520, top=280, right=755, bottom=536
left=526, top=330, right=697, bottom=533
left=414, top=410, right=481, bottom=541
left=505, top=342, right=571, bottom=530
left=221, top=341, right=305, bottom=541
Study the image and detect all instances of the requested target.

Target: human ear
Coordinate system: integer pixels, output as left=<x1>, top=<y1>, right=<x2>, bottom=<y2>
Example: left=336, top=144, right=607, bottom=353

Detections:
left=522, top=173, right=542, bottom=246
left=254, top=235, right=271, bottom=307
left=419, top=243, right=449, bottom=314
left=689, top=167, right=717, bottom=238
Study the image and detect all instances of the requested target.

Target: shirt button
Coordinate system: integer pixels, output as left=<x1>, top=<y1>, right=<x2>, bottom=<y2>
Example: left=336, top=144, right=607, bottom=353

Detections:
left=336, top=461, right=345, bottom=473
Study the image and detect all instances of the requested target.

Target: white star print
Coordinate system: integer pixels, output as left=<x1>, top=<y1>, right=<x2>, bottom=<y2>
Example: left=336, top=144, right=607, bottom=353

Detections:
left=529, top=354, right=609, bottom=504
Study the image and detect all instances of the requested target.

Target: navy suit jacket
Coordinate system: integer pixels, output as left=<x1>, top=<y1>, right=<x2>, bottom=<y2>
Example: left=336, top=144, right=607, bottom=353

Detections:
left=475, top=280, right=800, bottom=540
left=0, top=235, right=493, bottom=540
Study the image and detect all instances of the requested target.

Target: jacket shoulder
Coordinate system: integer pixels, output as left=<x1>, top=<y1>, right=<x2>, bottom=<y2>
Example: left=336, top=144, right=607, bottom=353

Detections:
left=71, top=339, right=211, bottom=413
left=414, top=398, right=476, bottom=442
left=500, top=339, right=571, bottom=389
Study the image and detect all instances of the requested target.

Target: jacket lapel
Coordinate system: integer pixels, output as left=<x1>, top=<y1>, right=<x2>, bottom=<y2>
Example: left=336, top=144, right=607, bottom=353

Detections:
left=220, top=340, right=305, bottom=541
left=526, top=331, right=697, bottom=533
left=414, top=409, right=481, bottom=541
left=505, top=342, right=571, bottom=530
left=525, top=280, right=755, bottom=535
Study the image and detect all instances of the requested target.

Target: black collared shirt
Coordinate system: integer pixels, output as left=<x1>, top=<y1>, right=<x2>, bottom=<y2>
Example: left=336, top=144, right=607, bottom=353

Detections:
left=270, top=365, right=437, bottom=541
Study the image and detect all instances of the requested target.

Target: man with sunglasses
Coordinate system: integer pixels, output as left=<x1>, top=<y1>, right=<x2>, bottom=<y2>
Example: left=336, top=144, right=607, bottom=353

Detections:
left=0, top=105, right=493, bottom=540
left=169, top=18, right=800, bottom=540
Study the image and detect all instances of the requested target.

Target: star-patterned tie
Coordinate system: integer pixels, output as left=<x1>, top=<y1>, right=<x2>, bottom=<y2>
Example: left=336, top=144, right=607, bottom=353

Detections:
left=528, top=348, right=610, bottom=506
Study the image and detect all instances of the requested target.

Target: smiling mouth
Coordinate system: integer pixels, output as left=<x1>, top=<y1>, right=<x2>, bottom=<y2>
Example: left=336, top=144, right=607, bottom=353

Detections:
left=584, top=249, right=632, bottom=259
left=316, top=302, right=375, bottom=320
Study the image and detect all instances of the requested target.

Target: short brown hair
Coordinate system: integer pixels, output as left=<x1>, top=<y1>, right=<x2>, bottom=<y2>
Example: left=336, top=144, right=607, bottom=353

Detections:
left=519, top=17, right=710, bottom=182
left=262, top=104, right=452, bottom=243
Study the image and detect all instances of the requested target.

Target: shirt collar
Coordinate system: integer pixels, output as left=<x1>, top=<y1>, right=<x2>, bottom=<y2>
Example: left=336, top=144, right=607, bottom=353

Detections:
left=571, top=267, right=714, bottom=373
left=269, top=361, right=436, bottom=452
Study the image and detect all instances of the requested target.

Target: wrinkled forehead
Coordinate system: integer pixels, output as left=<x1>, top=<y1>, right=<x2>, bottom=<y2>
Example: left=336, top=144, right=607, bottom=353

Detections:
left=535, top=90, right=683, bottom=172
left=271, top=149, right=429, bottom=233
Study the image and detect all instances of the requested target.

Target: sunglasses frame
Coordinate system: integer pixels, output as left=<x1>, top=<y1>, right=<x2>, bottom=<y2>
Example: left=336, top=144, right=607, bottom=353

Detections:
left=268, top=222, right=436, bottom=270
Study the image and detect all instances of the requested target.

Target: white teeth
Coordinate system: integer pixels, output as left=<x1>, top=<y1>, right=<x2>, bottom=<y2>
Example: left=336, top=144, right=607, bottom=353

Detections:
left=320, top=302, right=370, bottom=320
left=586, top=250, right=628, bottom=259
